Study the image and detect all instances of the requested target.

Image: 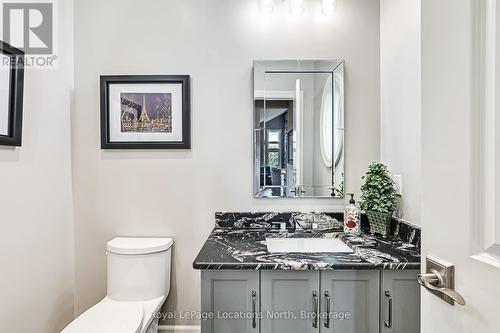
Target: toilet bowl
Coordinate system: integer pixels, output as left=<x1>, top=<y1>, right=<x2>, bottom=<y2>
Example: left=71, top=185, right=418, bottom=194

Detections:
left=61, top=237, right=173, bottom=333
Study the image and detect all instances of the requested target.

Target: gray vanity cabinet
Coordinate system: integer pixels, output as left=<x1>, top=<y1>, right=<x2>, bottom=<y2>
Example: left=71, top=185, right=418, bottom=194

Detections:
left=261, top=271, right=320, bottom=333
left=380, top=270, right=420, bottom=333
left=201, top=270, right=420, bottom=333
left=320, top=271, right=380, bottom=333
left=201, top=271, right=260, bottom=333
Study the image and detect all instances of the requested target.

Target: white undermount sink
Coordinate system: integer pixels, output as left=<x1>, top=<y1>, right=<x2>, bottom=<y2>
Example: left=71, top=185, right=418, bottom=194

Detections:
left=265, top=238, right=354, bottom=254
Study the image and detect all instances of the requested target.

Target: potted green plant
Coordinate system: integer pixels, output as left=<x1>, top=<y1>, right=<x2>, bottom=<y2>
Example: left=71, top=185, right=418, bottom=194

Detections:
left=360, top=162, right=397, bottom=236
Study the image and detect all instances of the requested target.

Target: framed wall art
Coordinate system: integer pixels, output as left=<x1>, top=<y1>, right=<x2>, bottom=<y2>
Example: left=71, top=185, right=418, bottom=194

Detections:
left=0, top=41, right=24, bottom=147
left=100, top=75, right=190, bottom=149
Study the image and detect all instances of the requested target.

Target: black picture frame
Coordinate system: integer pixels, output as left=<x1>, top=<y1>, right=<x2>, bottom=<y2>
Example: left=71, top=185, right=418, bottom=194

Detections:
left=0, top=41, right=24, bottom=147
left=100, top=75, right=191, bottom=149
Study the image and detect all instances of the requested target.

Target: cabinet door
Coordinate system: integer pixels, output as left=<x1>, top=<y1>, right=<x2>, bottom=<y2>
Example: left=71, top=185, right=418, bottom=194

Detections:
left=261, top=271, right=320, bottom=333
left=381, top=270, right=420, bottom=333
left=201, top=271, right=259, bottom=333
left=320, top=270, right=380, bottom=333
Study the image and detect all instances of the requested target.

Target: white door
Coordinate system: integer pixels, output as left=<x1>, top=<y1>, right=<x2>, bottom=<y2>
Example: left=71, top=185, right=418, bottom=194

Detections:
left=421, top=0, right=500, bottom=332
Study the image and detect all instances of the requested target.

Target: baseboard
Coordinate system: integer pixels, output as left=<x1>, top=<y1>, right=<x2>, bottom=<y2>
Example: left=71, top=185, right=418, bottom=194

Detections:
left=158, top=325, right=201, bottom=332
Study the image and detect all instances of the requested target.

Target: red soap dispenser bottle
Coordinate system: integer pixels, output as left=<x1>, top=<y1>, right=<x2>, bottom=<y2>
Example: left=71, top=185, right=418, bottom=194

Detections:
left=344, top=193, right=361, bottom=234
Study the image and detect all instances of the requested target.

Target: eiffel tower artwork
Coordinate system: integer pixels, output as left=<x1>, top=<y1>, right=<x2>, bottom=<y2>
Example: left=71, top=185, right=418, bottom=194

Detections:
left=120, top=93, right=172, bottom=133
left=138, top=95, right=151, bottom=131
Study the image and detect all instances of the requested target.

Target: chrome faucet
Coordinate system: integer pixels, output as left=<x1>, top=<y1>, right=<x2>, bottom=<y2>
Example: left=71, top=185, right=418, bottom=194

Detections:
left=271, top=221, right=287, bottom=233
left=294, top=219, right=306, bottom=231
left=292, top=213, right=318, bottom=232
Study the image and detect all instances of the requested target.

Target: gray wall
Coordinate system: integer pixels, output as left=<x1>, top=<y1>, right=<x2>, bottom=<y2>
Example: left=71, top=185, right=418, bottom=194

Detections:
left=0, top=1, right=75, bottom=332
left=72, top=0, right=381, bottom=325
left=380, top=0, right=422, bottom=225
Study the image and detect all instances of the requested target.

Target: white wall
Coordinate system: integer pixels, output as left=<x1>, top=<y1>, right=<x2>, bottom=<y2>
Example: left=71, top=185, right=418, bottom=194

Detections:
left=380, top=0, right=422, bottom=225
left=0, top=1, right=75, bottom=332
left=72, top=0, right=380, bottom=325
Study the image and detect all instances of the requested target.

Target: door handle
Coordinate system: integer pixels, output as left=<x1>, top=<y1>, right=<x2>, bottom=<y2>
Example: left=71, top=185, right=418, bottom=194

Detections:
left=384, top=291, right=392, bottom=328
left=417, top=272, right=466, bottom=306
left=312, top=291, right=319, bottom=328
left=418, top=257, right=466, bottom=306
left=324, top=291, right=331, bottom=328
left=251, top=290, right=257, bottom=329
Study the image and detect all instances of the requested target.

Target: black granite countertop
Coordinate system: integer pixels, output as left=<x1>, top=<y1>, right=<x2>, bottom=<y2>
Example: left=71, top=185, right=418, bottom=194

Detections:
left=193, top=221, right=421, bottom=271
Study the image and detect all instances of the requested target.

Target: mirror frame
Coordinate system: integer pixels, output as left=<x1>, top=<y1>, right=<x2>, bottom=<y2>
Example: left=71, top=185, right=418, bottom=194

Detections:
left=253, top=60, right=345, bottom=199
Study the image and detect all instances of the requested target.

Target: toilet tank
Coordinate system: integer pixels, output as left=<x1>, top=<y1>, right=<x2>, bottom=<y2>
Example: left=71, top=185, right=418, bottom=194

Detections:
left=106, top=237, right=173, bottom=301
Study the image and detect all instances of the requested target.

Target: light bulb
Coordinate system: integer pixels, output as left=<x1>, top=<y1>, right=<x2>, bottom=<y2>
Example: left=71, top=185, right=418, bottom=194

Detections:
left=259, top=0, right=274, bottom=14
left=321, top=0, right=337, bottom=15
left=290, top=0, right=305, bottom=15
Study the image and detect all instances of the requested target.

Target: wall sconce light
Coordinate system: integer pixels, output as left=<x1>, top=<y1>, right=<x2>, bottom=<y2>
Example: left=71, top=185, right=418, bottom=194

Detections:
left=289, top=0, right=305, bottom=15
left=258, top=0, right=338, bottom=15
left=259, top=0, right=274, bottom=14
left=321, top=0, right=337, bottom=14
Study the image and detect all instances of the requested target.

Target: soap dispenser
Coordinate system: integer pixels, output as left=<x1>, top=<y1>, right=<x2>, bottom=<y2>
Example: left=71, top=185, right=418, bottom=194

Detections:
left=344, top=193, right=361, bottom=234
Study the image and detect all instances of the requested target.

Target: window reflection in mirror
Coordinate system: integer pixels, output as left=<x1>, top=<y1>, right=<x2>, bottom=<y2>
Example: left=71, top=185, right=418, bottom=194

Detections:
left=253, top=60, right=344, bottom=198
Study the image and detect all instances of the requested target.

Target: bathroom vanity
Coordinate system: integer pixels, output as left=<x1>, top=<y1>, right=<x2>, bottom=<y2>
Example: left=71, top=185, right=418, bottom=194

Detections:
left=193, top=213, right=421, bottom=333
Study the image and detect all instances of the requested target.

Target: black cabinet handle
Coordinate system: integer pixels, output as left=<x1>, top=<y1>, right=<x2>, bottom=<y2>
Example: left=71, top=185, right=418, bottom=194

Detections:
left=251, top=290, right=257, bottom=329
left=324, top=291, right=331, bottom=328
left=312, top=291, right=319, bottom=328
left=384, top=291, right=393, bottom=328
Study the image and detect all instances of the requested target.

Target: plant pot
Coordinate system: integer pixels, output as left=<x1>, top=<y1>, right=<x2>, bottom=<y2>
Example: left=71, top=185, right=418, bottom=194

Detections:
left=366, top=211, right=393, bottom=237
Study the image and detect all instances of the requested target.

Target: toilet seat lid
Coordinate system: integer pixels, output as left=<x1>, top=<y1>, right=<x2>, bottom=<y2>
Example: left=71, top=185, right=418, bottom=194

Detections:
left=107, top=237, right=173, bottom=255
left=62, top=299, right=144, bottom=333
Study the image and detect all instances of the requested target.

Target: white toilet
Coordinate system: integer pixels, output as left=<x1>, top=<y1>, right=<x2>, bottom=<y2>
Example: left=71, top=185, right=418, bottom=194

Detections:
left=62, top=237, right=173, bottom=333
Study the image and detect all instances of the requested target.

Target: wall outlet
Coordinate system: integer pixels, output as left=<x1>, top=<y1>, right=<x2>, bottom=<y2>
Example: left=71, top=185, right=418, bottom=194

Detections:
left=393, top=175, right=403, bottom=195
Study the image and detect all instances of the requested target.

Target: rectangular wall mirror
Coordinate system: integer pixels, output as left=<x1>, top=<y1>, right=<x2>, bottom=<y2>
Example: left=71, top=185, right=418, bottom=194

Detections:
left=253, top=60, right=344, bottom=198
